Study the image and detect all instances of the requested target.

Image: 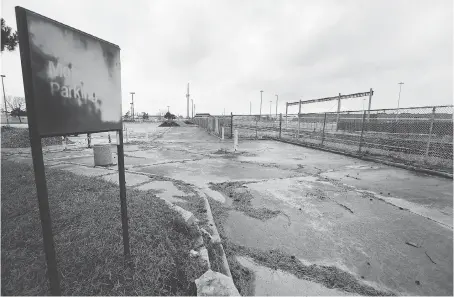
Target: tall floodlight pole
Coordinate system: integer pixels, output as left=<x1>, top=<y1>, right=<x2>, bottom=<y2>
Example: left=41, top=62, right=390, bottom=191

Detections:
left=396, top=82, right=404, bottom=121
left=275, top=94, right=278, bottom=117
left=397, top=82, right=404, bottom=110
left=130, top=92, right=135, bottom=121
left=186, top=83, right=190, bottom=119
left=259, top=90, right=263, bottom=119
left=1, top=75, right=9, bottom=125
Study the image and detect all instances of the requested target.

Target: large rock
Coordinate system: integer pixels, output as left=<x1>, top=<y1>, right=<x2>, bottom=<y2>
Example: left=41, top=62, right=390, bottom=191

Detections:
left=195, top=269, right=240, bottom=296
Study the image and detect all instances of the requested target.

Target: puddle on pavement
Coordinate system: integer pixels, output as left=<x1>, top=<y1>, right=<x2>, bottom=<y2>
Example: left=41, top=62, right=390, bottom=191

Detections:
left=236, top=256, right=349, bottom=296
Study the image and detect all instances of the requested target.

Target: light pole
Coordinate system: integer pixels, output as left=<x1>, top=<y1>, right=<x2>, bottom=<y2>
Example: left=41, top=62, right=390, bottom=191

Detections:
left=275, top=94, right=278, bottom=117
left=1, top=75, right=9, bottom=125
left=259, top=90, right=263, bottom=119
left=396, top=82, right=404, bottom=120
left=130, top=92, right=135, bottom=121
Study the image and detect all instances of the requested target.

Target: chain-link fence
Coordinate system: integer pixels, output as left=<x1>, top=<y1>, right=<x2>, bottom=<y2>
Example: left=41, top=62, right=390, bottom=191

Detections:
left=194, top=106, right=453, bottom=173
left=192, top=116, right=232, bottom=139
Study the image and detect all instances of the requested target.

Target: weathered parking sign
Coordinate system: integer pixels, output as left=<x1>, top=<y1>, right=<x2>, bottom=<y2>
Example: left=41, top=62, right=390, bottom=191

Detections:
left=16, top=7, right=129, bottom=296
left=19, top=7, right=122, bottom=136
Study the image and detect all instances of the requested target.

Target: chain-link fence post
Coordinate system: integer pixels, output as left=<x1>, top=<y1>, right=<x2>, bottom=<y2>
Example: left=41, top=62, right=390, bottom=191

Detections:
left=297, top=100, right=301, bottom=139
left=255, top=116, right=258, bottom=139
left=87, top=133, right=92, bottom=148
left=230, top=112, right=233, bottom=139
left=321, top=112, right=327, bottom=145
left=336, top=93, right=341, bottom=131
left=425, top=107, right=436, bottom=159
left=358, top=111, right=367, bottom=153
left=279, top=113, right=282, bottom=139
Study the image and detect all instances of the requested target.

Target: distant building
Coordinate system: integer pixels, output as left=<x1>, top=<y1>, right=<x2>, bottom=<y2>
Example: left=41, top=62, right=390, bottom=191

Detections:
left=194, top=113, right=211, bottom=118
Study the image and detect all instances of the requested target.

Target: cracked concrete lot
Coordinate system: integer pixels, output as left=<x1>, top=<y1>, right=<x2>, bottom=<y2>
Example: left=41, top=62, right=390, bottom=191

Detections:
left=3, top=122, right=452, bottom=296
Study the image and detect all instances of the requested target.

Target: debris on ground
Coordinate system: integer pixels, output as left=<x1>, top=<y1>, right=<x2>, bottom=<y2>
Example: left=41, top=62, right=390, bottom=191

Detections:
left=405, top=241, right=420, bottom=248
left=210, top=181, right=281, bottom=221
left=159, top=121, right=180, bottom=127
left=425, top=251, right=437, bottom=264
left=1, top=126, right=62, bottom=148
left=335, top=202, right=354, bottom=213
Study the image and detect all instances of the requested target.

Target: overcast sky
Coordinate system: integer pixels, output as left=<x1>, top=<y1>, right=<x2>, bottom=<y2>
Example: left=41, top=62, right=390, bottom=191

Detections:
left=1, top=0, right=453, bottom=116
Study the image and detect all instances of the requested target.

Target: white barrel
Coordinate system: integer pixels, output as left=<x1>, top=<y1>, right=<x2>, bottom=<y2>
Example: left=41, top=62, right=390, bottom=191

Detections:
left=93, top=145, right=113, bottom=166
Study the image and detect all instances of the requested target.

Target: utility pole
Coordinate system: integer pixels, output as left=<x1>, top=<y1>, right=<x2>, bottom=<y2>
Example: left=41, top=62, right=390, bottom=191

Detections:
left=186, top=83, right=190, bottom=119
left=130, top=92, right=135, bottom=122
left=275, top=94, right=278, bottom=117
left=396, top=82, right=404, bottom=120
left=1, top=75, right=9, bottom=125
left=259, top=90, right=263, bottom=119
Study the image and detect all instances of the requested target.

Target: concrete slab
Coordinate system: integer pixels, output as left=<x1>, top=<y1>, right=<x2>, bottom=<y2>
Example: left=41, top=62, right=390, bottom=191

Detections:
left=47, top=163, right=75, bottom=170
left=125, top=149, right=202, bottom=163
left=321, top=167, right=453, bottom=216
left=130, top=158, right=297, bottom=187
left=64, top=156, right=96, bottom=166
left=235, top=140, right=365, bottom=173
left=136, top=181, right=187, bottom=203
left=57, top=164, right=112, bottom=177
left=101, top=172, right=150, bottom=187
left=237, top=256, right=350, bottom=296
left=224, top=177, right=453, bottom=296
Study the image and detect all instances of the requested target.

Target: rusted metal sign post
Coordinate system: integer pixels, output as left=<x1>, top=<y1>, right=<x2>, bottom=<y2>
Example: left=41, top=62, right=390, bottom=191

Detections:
left=16, top=7, right=129, bottom=295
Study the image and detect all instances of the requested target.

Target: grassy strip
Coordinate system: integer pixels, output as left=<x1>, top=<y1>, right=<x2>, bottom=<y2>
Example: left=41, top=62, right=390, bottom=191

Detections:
left=162, top=181, right=256, bottom=296
left=1, top=159, right=205, bottom=296
left=208, top=195, right=395, bottom=296
left=209, top=181, right=281, bottom=221
left=1, top=126, right=62, bottom=148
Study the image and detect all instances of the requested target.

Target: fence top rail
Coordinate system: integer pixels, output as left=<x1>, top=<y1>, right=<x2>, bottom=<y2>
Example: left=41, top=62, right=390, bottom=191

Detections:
left=323, top=105, right=453, bottom=114
left=207, top=105, right=453, bottom=118
left=287, top=91, right=374, bottom=106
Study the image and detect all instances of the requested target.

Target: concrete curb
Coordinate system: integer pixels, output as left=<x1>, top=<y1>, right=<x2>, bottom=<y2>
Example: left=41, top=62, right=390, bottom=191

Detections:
left=200, top=190, right=233, bottom=278
left=269, top=137, right=453, bottom=179
left=190, top=188, right=232, bottom=276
